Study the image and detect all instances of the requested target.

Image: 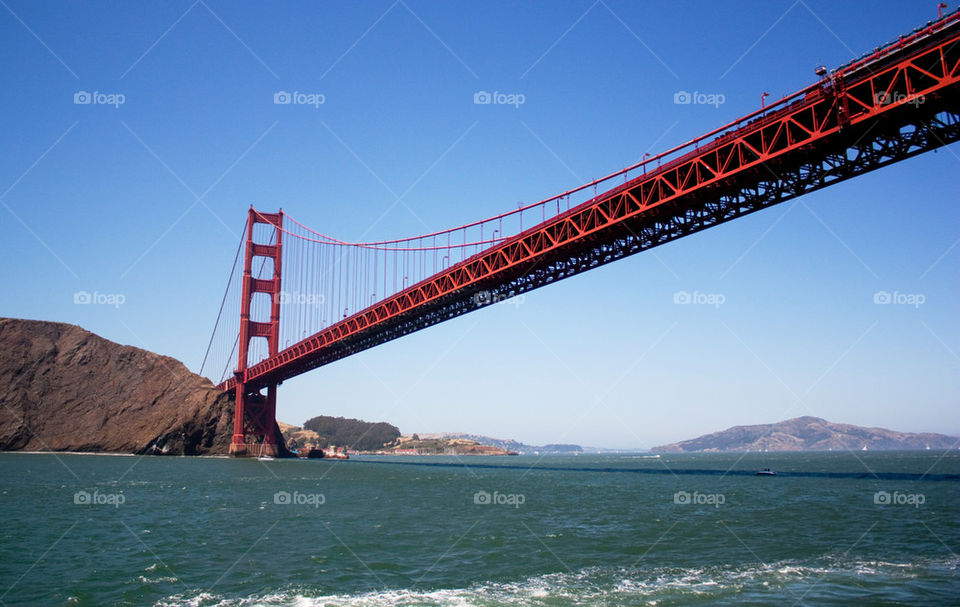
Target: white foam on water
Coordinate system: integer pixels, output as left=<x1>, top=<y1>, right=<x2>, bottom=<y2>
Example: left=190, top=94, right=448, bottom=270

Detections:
left=154, top=555, right=960, bottom=607
left=139, top=575, right=181, bottom=584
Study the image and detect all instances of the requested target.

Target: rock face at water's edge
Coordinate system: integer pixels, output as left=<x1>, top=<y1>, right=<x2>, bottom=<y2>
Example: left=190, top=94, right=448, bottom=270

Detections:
left=0, top=317, right=243, bottom=455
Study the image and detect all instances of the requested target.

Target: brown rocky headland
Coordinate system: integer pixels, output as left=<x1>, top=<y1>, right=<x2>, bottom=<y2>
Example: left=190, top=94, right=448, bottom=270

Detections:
left=0, top=318, right=239, bottom=455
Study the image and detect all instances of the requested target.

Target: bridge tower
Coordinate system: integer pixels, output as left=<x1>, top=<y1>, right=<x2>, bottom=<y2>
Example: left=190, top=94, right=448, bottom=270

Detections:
left=229, top=207, right=284, bottom=457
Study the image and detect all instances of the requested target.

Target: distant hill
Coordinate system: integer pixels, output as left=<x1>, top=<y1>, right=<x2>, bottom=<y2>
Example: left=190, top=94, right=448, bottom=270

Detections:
left=652, top=416, right=958, bottom=453
left=383, top=435, right=515, bottom=455
left=418, top=433, right=582, bottom=454
left=278, top=421, right=321, bottom=450
left=300, top=415, right=400, bottom=451
left=282, top=422, right=582, bottom=454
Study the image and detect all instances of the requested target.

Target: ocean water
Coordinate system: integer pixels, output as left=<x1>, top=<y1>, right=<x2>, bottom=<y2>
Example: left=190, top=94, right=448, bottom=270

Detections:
left=0, top=451, right=957, bottom=606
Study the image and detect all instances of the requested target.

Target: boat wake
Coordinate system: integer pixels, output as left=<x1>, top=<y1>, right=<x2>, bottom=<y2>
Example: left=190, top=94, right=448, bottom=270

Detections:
left=154, top=555, right=959, bottom=606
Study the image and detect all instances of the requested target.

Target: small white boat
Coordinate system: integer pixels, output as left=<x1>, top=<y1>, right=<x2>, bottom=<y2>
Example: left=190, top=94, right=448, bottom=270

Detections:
left=756, top=468, right=776, bottom=476
left=257, top=441, right=274, bottom=461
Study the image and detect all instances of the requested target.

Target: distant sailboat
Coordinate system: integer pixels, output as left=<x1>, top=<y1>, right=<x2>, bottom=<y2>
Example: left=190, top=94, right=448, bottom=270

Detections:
left=257, top=440, right=274, bottom=461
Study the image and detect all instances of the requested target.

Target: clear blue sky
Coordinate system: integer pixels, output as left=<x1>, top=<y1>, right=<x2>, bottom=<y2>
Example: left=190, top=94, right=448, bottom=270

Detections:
left=1, top=1, right=957, bottom=448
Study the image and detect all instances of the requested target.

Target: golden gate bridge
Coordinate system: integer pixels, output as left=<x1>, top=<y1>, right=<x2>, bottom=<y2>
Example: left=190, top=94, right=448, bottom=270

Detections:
left=200, top=11, right=960, bottom=456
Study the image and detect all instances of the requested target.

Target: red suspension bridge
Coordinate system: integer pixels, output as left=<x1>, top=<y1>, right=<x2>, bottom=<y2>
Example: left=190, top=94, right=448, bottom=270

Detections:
left=201, top=11, right=960, bottom=457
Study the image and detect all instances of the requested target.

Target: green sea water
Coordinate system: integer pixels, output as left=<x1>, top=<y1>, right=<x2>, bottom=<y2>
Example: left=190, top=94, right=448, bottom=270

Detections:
left=0, top=451, right=957, bottom=606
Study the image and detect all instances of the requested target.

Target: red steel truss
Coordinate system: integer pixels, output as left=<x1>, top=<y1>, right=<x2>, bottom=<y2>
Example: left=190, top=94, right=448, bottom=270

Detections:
left=221, top=13, right=960, bottom=411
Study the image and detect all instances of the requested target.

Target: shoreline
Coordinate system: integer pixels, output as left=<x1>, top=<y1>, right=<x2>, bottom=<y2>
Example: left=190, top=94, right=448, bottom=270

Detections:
left=0, top=450, right=230, bottom=458
left=2, top=448, right=955, bottom=458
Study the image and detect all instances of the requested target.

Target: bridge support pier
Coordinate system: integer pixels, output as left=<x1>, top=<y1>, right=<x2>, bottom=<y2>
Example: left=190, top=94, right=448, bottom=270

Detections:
left=229, top=383, right=282, bottom=457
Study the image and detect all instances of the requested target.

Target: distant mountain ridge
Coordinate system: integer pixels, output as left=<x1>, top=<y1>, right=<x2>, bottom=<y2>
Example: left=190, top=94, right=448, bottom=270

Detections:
left=652, top=416, right=958, bottom=453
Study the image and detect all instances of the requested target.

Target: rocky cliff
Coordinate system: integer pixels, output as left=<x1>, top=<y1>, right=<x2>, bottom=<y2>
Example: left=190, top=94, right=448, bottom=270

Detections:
left=0, top=318, right=236, bottom=455
left=652, top=416, right=958, bottom=453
